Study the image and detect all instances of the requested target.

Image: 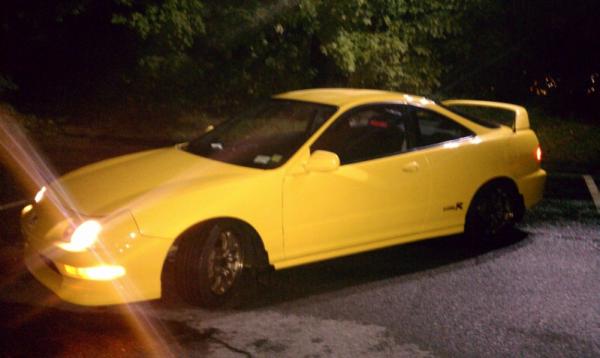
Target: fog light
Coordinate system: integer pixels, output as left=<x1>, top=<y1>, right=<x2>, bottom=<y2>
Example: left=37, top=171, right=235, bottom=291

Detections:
left=63, top=264, right=125, bottom=281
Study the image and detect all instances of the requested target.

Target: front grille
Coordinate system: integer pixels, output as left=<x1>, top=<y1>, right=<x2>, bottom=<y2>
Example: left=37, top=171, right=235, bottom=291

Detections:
left=39, top=254, right=60, bottom=275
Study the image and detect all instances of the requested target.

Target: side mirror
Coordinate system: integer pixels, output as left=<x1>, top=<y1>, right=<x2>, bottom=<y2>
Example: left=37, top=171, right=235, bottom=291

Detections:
left=305, top=150, right=340, bottom=173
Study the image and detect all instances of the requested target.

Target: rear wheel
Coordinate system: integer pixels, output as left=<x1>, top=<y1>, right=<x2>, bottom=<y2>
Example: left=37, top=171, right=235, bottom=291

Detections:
left=175, top=221, right=259, bottom=308
left=465, top=184, right=518, bottom=242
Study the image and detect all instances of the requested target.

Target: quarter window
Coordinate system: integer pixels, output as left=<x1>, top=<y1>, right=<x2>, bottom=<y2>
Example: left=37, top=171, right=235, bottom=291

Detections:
left=414, top=109, right=473, bottom=147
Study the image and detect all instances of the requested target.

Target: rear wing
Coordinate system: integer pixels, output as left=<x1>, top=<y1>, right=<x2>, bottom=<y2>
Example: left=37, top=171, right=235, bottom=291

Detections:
left=441, top=99, right=529, bottom=132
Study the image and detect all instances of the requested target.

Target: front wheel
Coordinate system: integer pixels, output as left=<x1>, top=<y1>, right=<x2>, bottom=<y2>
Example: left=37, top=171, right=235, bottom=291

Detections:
left=175, top=222, right=257, bottom=308
left=465, top=184, right=518, bottom=243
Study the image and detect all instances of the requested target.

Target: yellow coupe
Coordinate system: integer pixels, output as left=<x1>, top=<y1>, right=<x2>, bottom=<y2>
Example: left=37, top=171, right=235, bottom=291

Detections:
left=21, top=89, right=546, bottom=307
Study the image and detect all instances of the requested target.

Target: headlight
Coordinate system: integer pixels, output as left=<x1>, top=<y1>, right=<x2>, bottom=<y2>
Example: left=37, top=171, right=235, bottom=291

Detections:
left=34, top=186, right=47, bottom=203
left=57, top=220, right=102, bottom=252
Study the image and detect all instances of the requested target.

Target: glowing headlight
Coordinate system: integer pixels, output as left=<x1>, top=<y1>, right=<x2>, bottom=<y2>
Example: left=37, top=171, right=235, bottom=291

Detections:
left=57, top=220, right=102, bottom=252
left=34, top=186, right=47, bottom=203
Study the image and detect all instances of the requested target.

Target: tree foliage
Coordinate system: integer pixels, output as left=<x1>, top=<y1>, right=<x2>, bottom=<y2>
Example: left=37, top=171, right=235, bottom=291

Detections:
left=112, top=0, right=205, bottom=51
left=110, top=0, right=486, bottom=105
left=8, top=0, right=596, bottom=118
left=315, top=0, right=470, bottom=91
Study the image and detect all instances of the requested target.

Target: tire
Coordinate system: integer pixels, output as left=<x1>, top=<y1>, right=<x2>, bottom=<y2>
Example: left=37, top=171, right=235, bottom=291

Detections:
left=175, top=221, right=259, bottom=308
left=465, top=184, right=518, bottom=243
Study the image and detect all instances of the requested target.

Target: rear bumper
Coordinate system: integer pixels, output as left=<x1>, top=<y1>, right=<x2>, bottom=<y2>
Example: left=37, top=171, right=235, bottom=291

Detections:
left=517, top=168, right=547, bottom=209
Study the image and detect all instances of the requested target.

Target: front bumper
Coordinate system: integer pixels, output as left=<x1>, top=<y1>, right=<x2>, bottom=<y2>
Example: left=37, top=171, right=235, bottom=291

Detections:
left=25, top=245, right=137, bottom=306
left=22, top=209, right=173, bottom=306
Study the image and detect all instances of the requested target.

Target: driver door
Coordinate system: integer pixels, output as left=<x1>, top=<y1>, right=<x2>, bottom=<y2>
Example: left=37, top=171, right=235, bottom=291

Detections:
left=282, top=104, right=431, bottom=262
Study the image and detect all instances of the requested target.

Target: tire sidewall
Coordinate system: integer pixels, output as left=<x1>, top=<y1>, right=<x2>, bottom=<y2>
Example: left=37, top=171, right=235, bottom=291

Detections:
left=200, top=223, right=248, bottom=307
left=465, top=184, right=517, bottom=243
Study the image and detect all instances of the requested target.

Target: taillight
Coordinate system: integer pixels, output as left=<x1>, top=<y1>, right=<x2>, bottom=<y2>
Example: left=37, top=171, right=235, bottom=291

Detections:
left=535, top=145, right=542, bottom=163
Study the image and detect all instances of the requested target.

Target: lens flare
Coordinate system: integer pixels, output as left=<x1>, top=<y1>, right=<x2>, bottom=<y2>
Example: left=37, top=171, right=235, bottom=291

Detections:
left=0, top=108, right=81, bottom=221
left=1, top=108, right=181, bottom=356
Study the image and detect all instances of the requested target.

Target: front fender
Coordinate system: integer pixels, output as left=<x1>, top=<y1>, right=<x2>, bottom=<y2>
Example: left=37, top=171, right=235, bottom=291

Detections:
left=130, top=169, right=285, bottom=264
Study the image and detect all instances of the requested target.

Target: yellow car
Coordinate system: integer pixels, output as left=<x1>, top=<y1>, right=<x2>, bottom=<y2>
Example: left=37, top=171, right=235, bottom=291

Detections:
left=21, top=89, right=546, bottom=307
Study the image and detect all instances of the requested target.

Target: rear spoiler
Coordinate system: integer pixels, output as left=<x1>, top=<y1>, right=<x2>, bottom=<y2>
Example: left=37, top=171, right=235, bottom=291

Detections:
left=441, top=99, right=529, bottom=132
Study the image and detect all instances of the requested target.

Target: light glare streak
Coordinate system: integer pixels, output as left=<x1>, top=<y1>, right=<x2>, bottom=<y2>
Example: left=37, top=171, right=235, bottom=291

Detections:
left=1, top=109, right=181, bottom=356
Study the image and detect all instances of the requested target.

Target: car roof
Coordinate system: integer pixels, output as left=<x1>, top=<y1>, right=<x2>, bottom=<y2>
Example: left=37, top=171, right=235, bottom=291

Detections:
left=274, top=88, right=433, bottom=108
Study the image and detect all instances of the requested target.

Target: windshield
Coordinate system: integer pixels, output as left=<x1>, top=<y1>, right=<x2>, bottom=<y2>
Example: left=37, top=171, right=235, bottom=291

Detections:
left=185, top=99, right=337, bottom=169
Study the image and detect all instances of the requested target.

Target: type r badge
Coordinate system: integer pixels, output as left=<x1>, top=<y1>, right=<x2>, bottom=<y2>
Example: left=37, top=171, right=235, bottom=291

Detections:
left=443, top=202, right=464, bottom=212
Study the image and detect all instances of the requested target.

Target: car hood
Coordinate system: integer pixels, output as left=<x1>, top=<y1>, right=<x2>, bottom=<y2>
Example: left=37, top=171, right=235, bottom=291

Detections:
left=49, top=147, right=258, bottom=216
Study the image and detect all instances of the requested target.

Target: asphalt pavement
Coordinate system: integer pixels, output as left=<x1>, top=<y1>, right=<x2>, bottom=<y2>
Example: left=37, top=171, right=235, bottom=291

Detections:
left=0, top=138, right=599, bottom=357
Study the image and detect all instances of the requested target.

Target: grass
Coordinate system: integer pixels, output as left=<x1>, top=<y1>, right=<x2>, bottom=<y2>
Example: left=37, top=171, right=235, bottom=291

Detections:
left=528, top=108, right=600, bottom=173
left=1, top=102, right=218, bottom=144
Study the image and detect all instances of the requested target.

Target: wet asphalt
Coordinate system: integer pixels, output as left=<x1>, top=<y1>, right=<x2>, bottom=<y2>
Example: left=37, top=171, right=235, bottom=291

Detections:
left=0, top=138, right=598, bottom=357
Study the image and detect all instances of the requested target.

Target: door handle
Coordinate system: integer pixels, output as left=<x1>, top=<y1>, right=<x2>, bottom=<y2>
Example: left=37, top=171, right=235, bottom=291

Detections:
left=402, top=161, right=420, bottom=173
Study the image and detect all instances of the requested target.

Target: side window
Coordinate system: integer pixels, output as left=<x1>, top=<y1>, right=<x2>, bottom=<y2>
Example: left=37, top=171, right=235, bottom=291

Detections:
left=414, top=109, right=473, bottom=147
left=311, top=105, right=411, bottom=164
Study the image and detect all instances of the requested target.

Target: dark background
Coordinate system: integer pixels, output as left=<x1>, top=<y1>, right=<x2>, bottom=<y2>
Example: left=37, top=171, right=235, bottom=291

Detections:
left=1, top=0, right=599, bottom=121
